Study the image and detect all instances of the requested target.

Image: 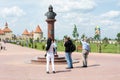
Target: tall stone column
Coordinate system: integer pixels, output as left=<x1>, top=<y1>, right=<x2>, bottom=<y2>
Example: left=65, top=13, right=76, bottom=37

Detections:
left=46, top=19, right=56, bottom=40
left=45, top=5, right=56, bottom=40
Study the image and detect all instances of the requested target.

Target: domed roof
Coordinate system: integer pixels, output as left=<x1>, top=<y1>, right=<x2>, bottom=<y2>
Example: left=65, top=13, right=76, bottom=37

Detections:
left=0, top=29, right=4, bottom=35
left=3, top=27, right=12, bottom=32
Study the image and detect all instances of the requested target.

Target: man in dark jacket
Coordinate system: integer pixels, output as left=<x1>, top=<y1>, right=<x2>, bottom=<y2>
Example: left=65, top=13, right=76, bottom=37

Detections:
left=64, top=37, right=73, bottom=69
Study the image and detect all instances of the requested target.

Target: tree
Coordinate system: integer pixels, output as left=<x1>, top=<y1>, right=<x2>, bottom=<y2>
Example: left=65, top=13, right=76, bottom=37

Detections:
left=117, top=32, right=120, bottom=42
left=94, top=34, right=100, bottom=40
left=81, top=34, right=86, bottom=39
left=29, top=38, right=33, bottom=48
left=116, top=32, right=120, bottom=53
left=72, top=24, right=79, bottom=40
left=102, top=37, right=109, bottom=48
left=29, top=38, right=33, bottom=44
left=63, top=35, right=68, bottom=39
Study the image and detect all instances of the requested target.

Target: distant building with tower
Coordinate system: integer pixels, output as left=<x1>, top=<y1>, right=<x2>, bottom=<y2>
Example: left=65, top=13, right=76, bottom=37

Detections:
left=33, top=25, right=43, bottom=41
left=22, top=29, right=30, bottom=39
left=0, top=22, right=13, bottom=41
left=22, top=25, right=43, bottom=41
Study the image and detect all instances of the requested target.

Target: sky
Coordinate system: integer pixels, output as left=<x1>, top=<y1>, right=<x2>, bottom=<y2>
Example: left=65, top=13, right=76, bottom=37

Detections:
left=0, top=0, right=120, bottom=39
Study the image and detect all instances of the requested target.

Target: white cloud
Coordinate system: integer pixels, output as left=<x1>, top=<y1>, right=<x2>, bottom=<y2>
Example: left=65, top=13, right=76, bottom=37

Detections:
left=0, top=6, right=26, bottom=18
left=99, top=20, right=114, bottom=26
left=101, top=11, right=120, bottom=18
left=0, top=0, right=119, bottom=39
left=117, top=1, right=120, bottom=6
left=52, top=0, right=97, bottom=12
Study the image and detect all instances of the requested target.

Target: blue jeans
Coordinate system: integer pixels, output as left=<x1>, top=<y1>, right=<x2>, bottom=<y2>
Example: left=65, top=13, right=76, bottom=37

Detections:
left=65, top=52, right=73, bottom=68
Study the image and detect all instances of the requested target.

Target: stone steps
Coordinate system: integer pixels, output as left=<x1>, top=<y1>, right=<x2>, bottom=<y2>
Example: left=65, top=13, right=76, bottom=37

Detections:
left=31, top=55, right=79, bottom=65
left=31, top=55, right=67, bottom=64
left=37, top=56, right=65, bottom=60
left=31, top=59, right=67, bottom=64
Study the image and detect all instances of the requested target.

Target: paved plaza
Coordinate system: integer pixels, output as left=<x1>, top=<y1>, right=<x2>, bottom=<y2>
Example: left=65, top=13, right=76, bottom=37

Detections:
left=0, top=43, right=120, bottom=80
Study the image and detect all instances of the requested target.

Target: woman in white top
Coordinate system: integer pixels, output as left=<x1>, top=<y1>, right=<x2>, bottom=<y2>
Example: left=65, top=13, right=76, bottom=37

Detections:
left=46, top=38, right=55, bottom=74
left=53, top=40, right=57, bottom=55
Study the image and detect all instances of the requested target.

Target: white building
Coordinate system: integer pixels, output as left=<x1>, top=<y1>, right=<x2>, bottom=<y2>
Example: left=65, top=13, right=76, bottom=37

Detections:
left=22, top=29, right=30, bottom=40
left=0, top=22, right=13, bottom=40
left=33, top=25, right=43, bottom=41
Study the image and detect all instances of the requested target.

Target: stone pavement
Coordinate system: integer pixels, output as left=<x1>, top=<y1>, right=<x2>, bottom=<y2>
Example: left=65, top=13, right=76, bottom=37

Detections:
left=0, top=43, right=120, bottom=80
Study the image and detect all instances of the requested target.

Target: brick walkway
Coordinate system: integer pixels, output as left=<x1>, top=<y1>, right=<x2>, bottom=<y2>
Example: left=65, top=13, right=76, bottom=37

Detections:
left=0, top=43, right=120, bottom=80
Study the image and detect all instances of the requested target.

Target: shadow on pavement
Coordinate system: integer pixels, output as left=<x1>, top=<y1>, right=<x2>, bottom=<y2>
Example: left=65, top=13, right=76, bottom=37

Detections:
left=56, top=69, right=71, bottom=73
left=75, top=64, right=100, bottom=68
left=88, top=64, right=100, bottom=67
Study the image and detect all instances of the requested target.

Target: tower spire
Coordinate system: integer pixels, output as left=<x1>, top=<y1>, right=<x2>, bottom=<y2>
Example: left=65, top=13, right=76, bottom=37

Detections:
left=5, top=22, right=8, bottom=27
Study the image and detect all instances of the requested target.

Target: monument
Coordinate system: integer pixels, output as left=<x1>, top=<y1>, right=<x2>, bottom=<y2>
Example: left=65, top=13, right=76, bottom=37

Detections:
left=30, top=5, right=79, bottom=64
left=31, top=5, right=66, bottom=64
left=45, top=5, right=56, bottom=40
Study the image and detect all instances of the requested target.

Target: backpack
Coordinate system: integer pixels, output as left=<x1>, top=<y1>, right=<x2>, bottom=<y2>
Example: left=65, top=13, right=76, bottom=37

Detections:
left=70, top=43, right=76, bottom=52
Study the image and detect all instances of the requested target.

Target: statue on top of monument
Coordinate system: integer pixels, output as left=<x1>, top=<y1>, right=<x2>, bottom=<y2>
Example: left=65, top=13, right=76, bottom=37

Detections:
left=45, top=5, right=56, bottom=19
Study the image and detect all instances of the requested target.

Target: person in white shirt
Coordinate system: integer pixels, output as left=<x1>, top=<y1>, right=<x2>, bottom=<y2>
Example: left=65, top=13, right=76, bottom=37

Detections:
left=53, top=40, right=57, bottom=55
left=80, top=38, right=90, bottom=67
left=46, top=38, right=55, bottom=74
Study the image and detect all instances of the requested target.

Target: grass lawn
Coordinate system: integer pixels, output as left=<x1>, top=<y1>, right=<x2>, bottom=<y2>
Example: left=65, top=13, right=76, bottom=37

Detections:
left=36, top=41, right=119, bottom=53
left=90, top=43, right=119, bottom=53
left=13, top=40, right=120, bottom=53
